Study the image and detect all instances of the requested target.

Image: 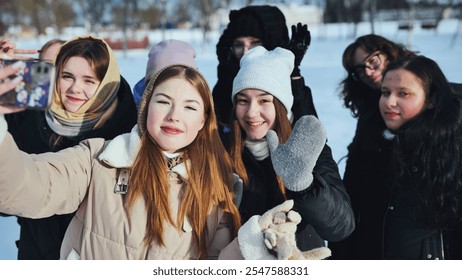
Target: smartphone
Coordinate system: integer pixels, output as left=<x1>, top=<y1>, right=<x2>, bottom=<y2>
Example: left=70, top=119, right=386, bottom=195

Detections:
left=0, top=59, right=55, bottom=110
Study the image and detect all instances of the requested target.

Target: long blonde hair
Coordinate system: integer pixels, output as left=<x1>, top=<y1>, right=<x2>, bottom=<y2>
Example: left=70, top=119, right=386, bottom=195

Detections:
left=228, top=97, right=292, bottom=197
left=126, top=66, right=240, bottom=258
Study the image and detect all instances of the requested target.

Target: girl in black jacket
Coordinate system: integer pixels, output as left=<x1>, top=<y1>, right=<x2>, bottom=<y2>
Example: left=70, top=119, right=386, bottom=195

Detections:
left=226, top=46, right=354, bottom=253
left=213, top=5, right=317, bottom=143
left=6, top=37, right=137, bottom=259
left=378, top=55, right=462, bottom=259
left=329, top=34, right=462, bottom=259
left=329, top=34, right=417, bottom=259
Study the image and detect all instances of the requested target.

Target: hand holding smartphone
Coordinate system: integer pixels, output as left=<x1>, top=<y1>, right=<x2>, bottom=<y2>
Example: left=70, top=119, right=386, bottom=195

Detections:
left=0, top=59, right=55, bottom=110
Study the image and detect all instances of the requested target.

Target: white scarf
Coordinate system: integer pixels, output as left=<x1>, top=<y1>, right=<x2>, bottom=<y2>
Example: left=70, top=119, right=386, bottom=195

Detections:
left=245, top=139, right=269, bottom=161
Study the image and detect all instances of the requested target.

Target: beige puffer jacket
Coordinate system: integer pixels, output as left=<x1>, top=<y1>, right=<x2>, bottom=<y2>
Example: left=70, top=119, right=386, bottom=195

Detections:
left=0, top=122, right=265, bottom=259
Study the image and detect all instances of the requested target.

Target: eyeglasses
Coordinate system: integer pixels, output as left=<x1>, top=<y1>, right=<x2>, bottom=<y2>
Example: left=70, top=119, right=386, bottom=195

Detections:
left=231, top=40, right=262, bottom=58
left=351, top=52, right=382, bottom=81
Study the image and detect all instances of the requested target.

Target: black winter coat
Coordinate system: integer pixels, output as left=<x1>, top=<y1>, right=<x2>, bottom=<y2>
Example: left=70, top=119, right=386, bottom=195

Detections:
left=329, top=104, right=393, bottom=259
left=5, top=76, right=137, bottom=260
left=383, top=172, right=462, bottom=260
left=330, top=82, right=462, bottom=260
left=239, top=143, right=355, bottom=251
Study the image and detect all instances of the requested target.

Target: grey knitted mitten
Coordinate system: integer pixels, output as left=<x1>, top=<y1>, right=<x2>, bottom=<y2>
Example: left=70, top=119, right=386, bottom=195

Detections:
left=267, top=115, right=327, bottom=192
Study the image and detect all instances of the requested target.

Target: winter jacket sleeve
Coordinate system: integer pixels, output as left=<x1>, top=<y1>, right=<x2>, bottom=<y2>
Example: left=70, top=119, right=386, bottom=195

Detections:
left=450, top=82, right=462, bottom=96
left=0, top=129, right=103, bottom=218
left=206, top=212, right=235, bottom=259
left=212, top=61, right=239, bottom=128
left=218, top=238, right=244, bottom=259
left=290, top=77, right=318, bottom=123
left=287, top=143, right=355, bottom=242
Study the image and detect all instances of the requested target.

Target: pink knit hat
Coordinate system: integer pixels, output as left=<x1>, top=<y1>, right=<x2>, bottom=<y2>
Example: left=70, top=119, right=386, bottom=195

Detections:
left=137, top=40, right=199, bottom=136
left=145, top=39, right=197, bottom=82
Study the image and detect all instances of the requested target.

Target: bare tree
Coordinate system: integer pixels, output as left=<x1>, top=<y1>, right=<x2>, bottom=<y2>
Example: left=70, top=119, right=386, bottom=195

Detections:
left=346, top=0, right=363, bottom=37
left=191, top=0, right=221, bottom=45
left=12, top=0, right=47, bottom=35
left=159, top=0, right=167, bottom=40
left=450, top=1, right=462, bottom=47
left=49, top=0, right=76, bottom=34
left=136, top=0, right=162, bottom=29
left=324, top=0, right=347, bottom=23
left=19, top=0, right=71, bottom=35
left=109, top=0, right=150, bottom=56
left=172, top=0, right=193, bottom=28
left=0, top=0, right=17, bottom=35
left=369, top=0, right=377, bottom=34
left=77, top=0, right=110, bottom=33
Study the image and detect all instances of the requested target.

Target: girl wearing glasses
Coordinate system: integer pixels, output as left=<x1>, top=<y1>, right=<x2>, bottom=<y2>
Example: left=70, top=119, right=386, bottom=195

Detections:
left=329, top=34, right=416, bottom=259
left=330, top=35, right=462, bottom=259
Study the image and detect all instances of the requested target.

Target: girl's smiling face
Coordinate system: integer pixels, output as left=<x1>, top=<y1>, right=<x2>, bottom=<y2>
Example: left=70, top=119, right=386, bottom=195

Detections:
left=59, top=56, right=100, bottom=112
left=379, top=68, right=427, bottom=131
left=352, top=47, right=388, bottom=89
left=235, top=89, right=276, bottom=141
left=146, top=77, right=205, bottom=153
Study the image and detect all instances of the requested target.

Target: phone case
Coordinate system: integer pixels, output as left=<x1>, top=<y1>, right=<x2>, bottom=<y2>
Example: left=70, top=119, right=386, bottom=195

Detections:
left=0, top=59, right=55, bottom=110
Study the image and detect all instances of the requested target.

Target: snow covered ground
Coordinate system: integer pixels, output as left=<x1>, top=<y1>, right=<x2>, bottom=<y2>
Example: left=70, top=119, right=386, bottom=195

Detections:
left=0, top=19, right=461, bottom=260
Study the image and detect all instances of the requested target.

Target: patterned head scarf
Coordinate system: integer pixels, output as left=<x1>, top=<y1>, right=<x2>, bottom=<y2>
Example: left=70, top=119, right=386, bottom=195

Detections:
left=45, top=36, right=120, bottom=137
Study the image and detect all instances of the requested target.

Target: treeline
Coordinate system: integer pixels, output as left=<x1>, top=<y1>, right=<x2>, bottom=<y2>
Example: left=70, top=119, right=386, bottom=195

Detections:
left=323, top=0, right=462, bottom=23
left=1, top=0, right=461, bottom=37
left=0, top=0, right=224, bottom=37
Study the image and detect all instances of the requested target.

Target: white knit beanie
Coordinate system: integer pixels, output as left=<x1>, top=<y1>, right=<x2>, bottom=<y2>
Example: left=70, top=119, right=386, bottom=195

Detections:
left=232, top=46, right=294, bottom=120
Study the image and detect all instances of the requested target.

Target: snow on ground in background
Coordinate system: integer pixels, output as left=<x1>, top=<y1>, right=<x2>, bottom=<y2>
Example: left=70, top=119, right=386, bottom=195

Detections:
left=1, top=19, right=461, bottom=259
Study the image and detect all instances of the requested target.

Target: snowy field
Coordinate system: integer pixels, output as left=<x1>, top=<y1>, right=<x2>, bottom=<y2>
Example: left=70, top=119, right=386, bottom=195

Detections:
left=1, top=19, right=461, bottom=260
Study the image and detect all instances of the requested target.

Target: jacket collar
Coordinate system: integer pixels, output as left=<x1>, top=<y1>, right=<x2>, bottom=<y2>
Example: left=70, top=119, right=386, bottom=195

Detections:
left=98, top=125, right=141, bottom=168
left=97, top=125, right=189, bottom=179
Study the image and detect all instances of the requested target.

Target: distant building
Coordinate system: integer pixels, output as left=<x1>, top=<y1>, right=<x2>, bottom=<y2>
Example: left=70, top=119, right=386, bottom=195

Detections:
left=275, top=3, right=323, bottom=27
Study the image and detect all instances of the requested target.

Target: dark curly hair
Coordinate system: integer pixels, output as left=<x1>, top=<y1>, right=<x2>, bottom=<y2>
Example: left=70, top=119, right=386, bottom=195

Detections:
left=340, top=34, right=416, bottom=118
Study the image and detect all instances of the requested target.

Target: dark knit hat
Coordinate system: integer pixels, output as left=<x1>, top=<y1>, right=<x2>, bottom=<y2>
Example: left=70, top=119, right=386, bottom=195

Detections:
left=215, top=5, right=290, bottom=64
left=227, top=10, right=264, bottom=40
left=213, top=5, right=290, bottom=126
